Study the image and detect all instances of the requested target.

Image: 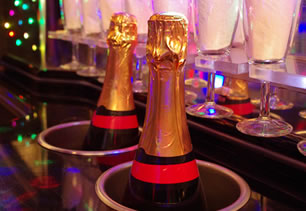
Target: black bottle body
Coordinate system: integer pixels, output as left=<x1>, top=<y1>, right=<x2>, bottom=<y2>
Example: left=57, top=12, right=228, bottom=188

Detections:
left=123, top=148, right=207, bottom=211
left=83, top=106, right=139, bottom=150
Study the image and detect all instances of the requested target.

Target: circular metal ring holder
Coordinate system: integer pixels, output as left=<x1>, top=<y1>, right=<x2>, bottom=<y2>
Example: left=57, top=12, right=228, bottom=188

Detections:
left=37, top=120, right=138, bottom=167
left=96, top=160, right=251, bottom=211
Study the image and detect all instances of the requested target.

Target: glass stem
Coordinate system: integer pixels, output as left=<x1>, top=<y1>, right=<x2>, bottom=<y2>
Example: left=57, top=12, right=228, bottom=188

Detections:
left=71, top=40, right=79, bottom=63
left=206, top=72, right=215, bottom=103
left=89, top=45, right=96, bottom=69
left=135, top=57, right=142, bottom=81
left=259, top=81, right=271, bottom=120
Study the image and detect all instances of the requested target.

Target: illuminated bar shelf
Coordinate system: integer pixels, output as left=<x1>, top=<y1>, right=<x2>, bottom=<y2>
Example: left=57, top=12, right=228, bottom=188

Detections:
left=48, top=30, right=108, bottom=48
left=194, top=48, right=306, bottom=92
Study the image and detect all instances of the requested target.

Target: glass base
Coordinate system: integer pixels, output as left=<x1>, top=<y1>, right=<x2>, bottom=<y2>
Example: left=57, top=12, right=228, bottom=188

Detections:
left=185, top=78, right=207, bottom=88
left=236, top=118, right=293, bottom=138
left=299, top=110, right=306, bottom=119
left=76, top=68, right=105, bottom=77
left=186, top=102, right=233, bottom=119
left=251, top=97, right=294, bottom=110
left=133, top=80, right=147, bottom=93
left=270, top=95, right=294, bottom=110
left=60, top=60, right=84, bottom=71
left=297, top=140, right=306, bottom=156
left=185, top=90, right=197, bottom=106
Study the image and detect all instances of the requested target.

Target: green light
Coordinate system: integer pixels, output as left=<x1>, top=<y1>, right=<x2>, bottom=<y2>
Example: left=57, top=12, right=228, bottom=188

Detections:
left=28, top=18, right=34, bottom=24
left=22, top=3, right=29, bottom=10
left=34, top=160, right=54, bottom=166
left=32, top=0, right=37, bottom=2
left=17, top=134, right=23, bottom=142
left=23, top=32, right=29, bottom=39
left=39, top=19, right=45, bottom=25
left=31, top=133, right=37, bottom=140
left=16, top=39, right=22, bottom=46
left=14, top=0, right=22, bottom=7
left=26, top=141, right=30, bottom=147
left=4, top=22, right=10, bottom=29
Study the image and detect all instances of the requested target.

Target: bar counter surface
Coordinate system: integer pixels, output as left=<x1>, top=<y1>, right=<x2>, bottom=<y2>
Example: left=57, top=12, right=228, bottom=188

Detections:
left=0, top=59, right=305, bottom=210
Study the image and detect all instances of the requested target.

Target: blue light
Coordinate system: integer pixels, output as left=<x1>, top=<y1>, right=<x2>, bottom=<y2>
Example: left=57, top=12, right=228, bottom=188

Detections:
left=298, top=23, right=306, bottom=33
left=214, top=75, right=224, bottom=88
left=6, top=92, right=14, bottom=99
left=136, top=59, right=140, bottom=70
left=18, top=20, right=23, bottom=25
left=0, top=167, right=16, bottom=176
left=208, top=108, right=216, bottom=114
left=66, top=167, right=80, bottom=173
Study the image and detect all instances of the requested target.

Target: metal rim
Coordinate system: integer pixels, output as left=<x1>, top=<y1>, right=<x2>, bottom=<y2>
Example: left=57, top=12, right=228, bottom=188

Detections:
left=95, top=160, right=251, bottom=211
left=37, top=120, right=138, bottom=157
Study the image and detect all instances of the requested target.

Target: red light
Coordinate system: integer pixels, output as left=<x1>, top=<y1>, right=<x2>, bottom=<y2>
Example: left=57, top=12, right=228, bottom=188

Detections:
left=19, top=95, right=24, bottom=99
left=9, top=31, right=15, bottom=37
left=31, top=176, right=60, bottom=189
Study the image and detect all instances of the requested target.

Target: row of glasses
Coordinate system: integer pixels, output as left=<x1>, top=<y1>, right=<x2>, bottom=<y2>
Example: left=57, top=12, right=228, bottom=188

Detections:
left=76, top=0, right=105, bottom=77
left=236, top=0, right=301, bottom=137
left=188, top=0, right=301, bottom=138
left=61, top=0, right=104, bottom=77
left=60, top=0, right=83, bottom=71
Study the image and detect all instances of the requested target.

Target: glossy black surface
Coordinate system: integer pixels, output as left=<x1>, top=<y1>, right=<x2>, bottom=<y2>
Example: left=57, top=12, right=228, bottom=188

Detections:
left=0, top=61, right=305, bottom=210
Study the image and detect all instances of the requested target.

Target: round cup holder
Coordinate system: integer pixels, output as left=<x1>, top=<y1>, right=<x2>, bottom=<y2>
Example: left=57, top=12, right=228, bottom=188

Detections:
left=96, top=160, right=251, bottom=211
left=37, top=120, right=138, bottom=167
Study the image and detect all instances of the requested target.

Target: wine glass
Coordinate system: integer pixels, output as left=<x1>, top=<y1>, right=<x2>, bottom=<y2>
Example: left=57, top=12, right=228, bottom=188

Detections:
left=125, top=0, right=153, bottom=93
left=153, top=0, right=190, bottom=20
left=60, top=0, right=83, bottom=71
left=186, top=0, right=240, bottom=119
left=76, top=0, right=105, bottom=77
left=236, top=0, right=301, bottom=137
left=133, top=43, right=148, bottom=93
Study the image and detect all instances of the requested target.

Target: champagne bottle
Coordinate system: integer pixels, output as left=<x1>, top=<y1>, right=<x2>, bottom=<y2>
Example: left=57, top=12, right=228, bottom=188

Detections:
left=123, top=13, right=207, bottom=211
left=217, top=78, right=254, bottom=118
left=83, top=13, right=139, bottom=150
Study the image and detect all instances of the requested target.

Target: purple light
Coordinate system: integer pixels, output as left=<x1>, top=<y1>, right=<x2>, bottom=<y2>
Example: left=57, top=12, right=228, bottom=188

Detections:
left=9, top=10, right=15, bottom=16
left=11, top=121, right=16, bottom=127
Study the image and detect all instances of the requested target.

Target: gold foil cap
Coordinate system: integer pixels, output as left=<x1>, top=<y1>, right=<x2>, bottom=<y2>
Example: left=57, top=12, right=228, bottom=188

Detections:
left=147, top=13, right=188, bottom=72
left=107, top=12, right=137, bottom=47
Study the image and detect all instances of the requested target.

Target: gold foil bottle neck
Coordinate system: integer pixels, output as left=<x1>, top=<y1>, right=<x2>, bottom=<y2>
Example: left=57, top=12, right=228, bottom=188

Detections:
left=147, top=13, right=188, bottom=73
left=139, top=13, right=192, bottom=157
left=107, top=12, right=137, bottom=47
left=97, top=13, right=137, bottom=111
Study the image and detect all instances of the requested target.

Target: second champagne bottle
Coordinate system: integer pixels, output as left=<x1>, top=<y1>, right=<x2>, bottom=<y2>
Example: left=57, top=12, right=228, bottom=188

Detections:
left=83, top=13, right=140, bottom=151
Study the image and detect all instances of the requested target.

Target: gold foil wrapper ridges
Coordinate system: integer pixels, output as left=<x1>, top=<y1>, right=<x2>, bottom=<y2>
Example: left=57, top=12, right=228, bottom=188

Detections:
left=139, top=13, right=192, bottom=157
left=147, top=13, right=188, bottom=72
left=107, top=12, right=137, bottom=47
left=98, top=12, right=137, bottom=111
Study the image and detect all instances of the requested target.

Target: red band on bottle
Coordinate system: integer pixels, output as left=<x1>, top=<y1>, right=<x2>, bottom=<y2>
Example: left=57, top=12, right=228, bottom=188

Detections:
left=223, top=102, right=253, bottom=116
left=92, top=112, right=138, bottom=129
left=131, top=160, right=199, bottom=184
